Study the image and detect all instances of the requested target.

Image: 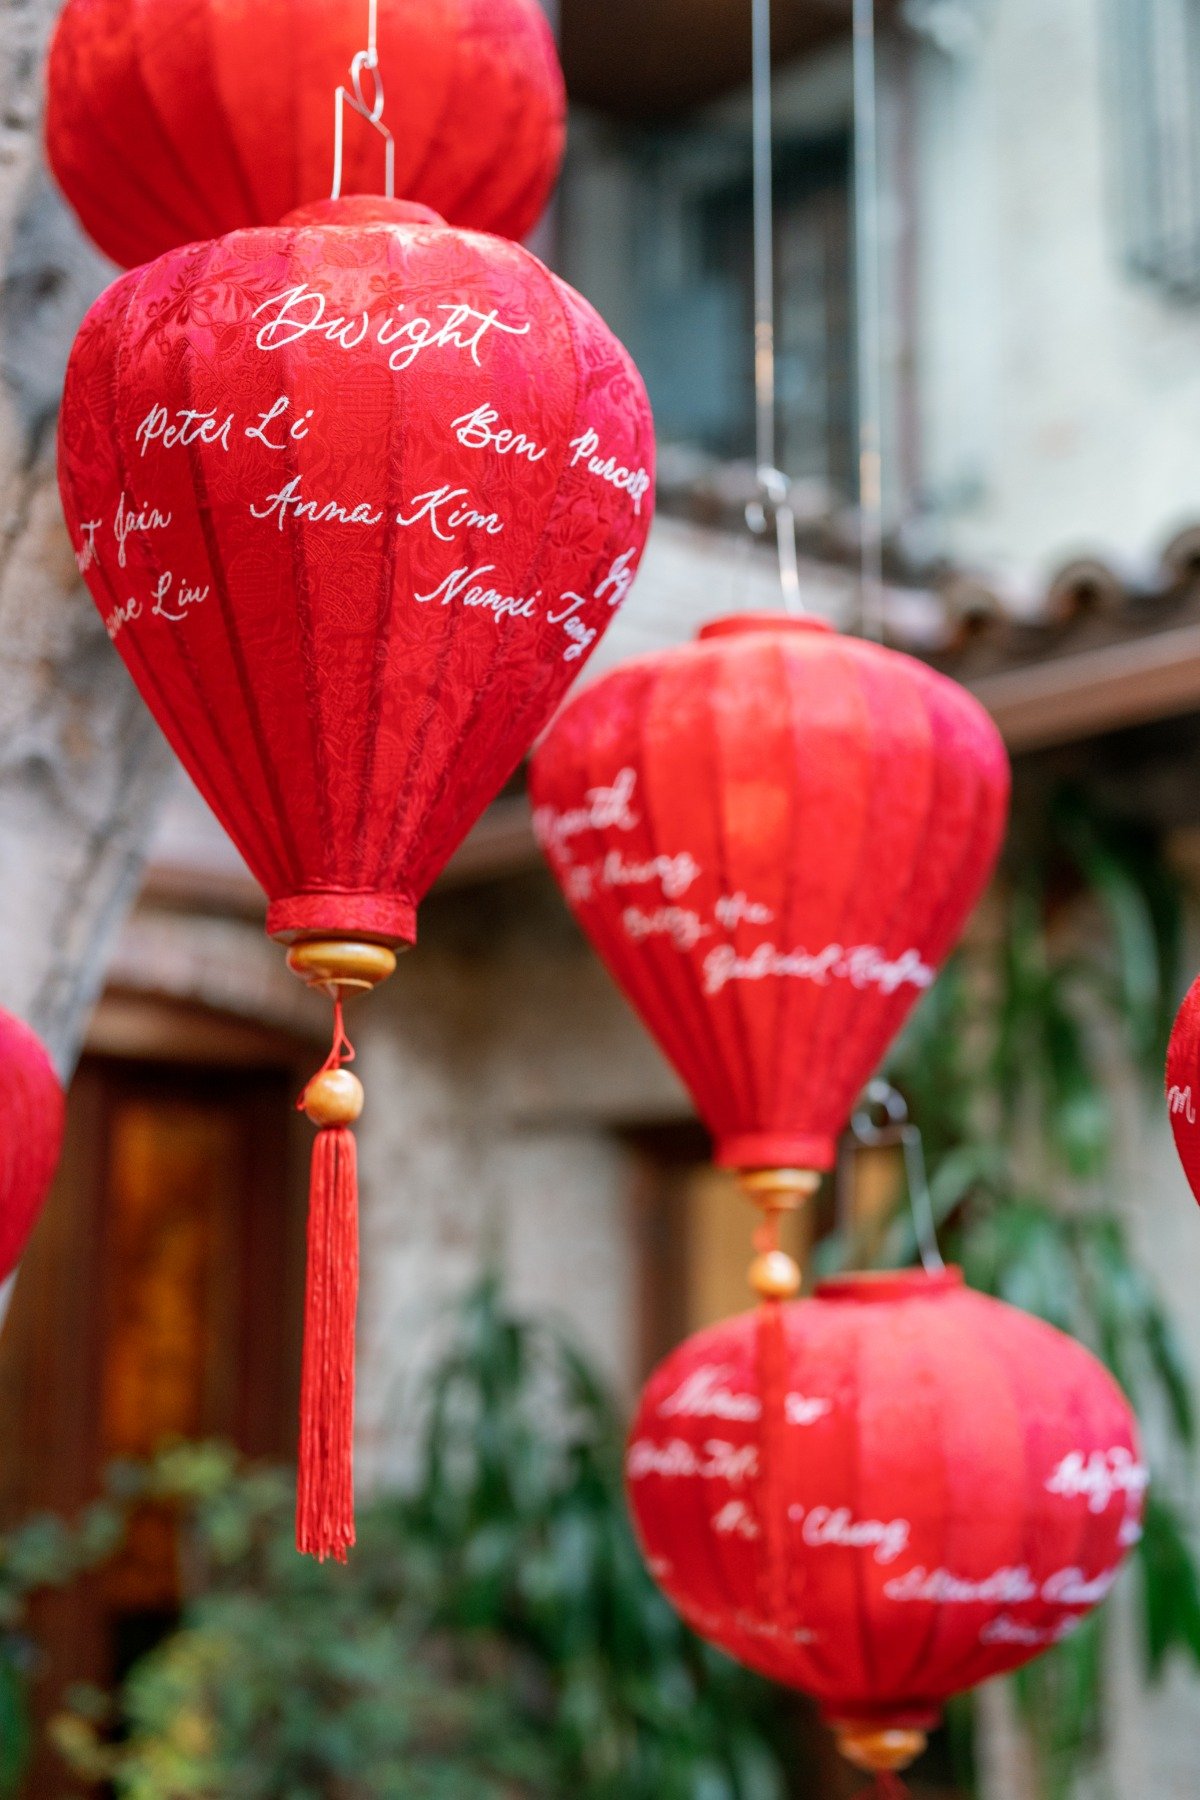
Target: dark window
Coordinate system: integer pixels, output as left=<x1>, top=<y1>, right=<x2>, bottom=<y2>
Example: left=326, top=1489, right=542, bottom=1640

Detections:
left=1105, top=0, right=1200, bottom=295
left=614, top=125, right=857, bottom=490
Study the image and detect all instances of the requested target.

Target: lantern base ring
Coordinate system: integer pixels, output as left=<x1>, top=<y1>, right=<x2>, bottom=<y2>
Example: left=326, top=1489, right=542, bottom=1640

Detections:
left=738, top=1167, right=821, bottom=1209
left=287, top=938, right=400, bottom=995
left=832, top=1722, right=928, bottom=1775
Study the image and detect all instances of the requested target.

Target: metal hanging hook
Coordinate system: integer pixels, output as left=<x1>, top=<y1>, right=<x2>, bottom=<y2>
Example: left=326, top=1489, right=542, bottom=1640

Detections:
left=847, top=1080, right=945, bottom=1275
left=749, top=0, right=805, bottom=616
left=332, top=0, right=395, bottom=202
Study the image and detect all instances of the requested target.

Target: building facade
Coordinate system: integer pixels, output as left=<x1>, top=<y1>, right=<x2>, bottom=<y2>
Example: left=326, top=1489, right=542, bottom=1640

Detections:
left=4, top=0, right=1200, bottom=1793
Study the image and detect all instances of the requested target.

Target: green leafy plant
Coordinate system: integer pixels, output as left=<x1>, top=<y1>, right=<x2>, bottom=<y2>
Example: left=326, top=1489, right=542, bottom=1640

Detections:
left=401, top=1275, right=790, bottom=1800
left=0, top=1489, right=124, bottom=1797
left=48, top=1308, right=790, bottom=1800
left=54, top=1452, right=563, bottom=1800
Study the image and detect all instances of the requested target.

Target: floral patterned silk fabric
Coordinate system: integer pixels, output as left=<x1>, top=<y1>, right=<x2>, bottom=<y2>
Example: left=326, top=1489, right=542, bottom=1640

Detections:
left=46, top=0, right=566, bottom=267
left=530, top=615, right=1009, bottom=1173
left=58, top=198, right=655, bottom=947
left=629, top=1269, right=1145, bottom=1734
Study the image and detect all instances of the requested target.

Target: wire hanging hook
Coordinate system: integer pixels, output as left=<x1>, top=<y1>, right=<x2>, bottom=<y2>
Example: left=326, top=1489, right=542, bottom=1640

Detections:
left=332, top=0, right=395, bottom=202
left=846, top=1080, right=945, bottom=1275
left=749, top=0, right=805, bottom=615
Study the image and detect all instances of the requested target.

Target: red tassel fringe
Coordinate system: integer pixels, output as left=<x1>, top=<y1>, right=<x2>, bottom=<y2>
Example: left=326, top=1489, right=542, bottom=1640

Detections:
left=863, top=1775, right=909, bottom=1798
left=296, top=1123, right=359, bottom=1562
left=755, top=1295, right=797, bottom=1643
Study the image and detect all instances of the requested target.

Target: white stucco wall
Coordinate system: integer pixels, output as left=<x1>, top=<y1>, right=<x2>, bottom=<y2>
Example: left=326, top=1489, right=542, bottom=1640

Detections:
left=913, top=0, right=1200, bottom=575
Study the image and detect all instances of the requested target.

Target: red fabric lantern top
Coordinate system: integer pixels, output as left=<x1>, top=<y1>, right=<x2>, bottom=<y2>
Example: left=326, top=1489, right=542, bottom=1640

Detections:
left=529, top=615, right=1009, bottom=1172
left=0, top=1009, right=65, bottom=1283
left=628, top=1270, right=1144, bottom=1737
left=46, top=0, right=566, bottom=268
left=58, top=197, right=655, bottom=949
left=1167, top=975, right=1200, bottom=1204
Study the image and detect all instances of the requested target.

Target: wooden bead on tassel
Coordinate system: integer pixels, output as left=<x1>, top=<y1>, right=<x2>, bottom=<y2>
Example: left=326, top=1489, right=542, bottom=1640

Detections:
left=749, top=1249, right=802, bottom=1299
left=303, top=1068, right=365, bottom=1128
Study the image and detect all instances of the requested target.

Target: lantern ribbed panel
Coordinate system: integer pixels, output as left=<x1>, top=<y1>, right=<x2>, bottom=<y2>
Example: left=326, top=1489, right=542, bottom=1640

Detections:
left=627, top=1271, right=1144, bottom=1727
left=0, top=1010, right=65, bottom=1282
left=529, top=616, right=1009, bottom=1171
left=1167, top=975, right=1200, bottom=1202
left=45, top=0, right=566, bottom=268
left=58, top=202, right=654, bottom=946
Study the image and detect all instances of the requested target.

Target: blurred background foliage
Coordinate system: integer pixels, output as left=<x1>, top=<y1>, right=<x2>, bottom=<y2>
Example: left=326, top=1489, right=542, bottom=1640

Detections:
left=5, top=1288, right=792, bottom=1800
left=1, top=785, right=1198, bottom=1800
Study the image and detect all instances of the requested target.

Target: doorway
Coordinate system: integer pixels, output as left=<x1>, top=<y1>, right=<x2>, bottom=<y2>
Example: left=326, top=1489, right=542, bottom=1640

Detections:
left=0, top=999, right=311, bottom=1793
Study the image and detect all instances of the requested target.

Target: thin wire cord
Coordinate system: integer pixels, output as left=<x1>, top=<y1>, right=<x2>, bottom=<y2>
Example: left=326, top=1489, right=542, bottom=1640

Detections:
left=750, top=0, right=804, bottom=614
left=847, top=1082, right=945, bottom=1275
left=331, top=0, right=395, bottom=201
left=752, top=0, right=777, bottom=481
left=853, top=0, right=886, bottom=640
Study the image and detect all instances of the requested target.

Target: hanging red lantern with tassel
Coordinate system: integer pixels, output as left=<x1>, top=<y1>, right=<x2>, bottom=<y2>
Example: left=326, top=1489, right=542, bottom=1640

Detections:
left=0, top=1009, right=65, bottom=1284
left=530, top=614, right=1009, bottom=1244
left=45, top=0, right=565, bottom=269
left=1167, top=976, right=1200, bottom=1204
left=628, top=1267, right=1146, bottom=1790
left=58, top=195, right=654, bottom=1559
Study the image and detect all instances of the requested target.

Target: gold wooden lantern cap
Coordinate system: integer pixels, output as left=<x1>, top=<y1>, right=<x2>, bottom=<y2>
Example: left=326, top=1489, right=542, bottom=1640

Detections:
left=738, top=1167, right=821, bottom=1208
left=287, top=938, right=400, bottom=995
left=833, top=1722, right=928, bottom=1774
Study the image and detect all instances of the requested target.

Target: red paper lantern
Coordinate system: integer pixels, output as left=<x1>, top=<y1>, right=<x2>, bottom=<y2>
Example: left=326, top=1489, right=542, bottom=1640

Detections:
left=0, top=1009, right=65, bottom=1285
left=628, top=1270, right=1145, bottom=1784
left=1167, top=976, right=1200, bottom=1203
left=58, top=195, right=654, bottom=1559
left=530, top=615, right=1009, bottom=1181
left=46, top=0, right=565, bottom=269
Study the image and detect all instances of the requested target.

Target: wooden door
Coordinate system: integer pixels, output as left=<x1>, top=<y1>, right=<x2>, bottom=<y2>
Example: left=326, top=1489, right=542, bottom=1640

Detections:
left=0, top=1016, right=310, bottom=1792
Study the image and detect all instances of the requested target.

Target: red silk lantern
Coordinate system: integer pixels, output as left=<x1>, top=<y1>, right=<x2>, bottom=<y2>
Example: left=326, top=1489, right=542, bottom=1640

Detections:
left=628, top=1269, right=1145, bottom=1786
left=530, top=615, right=1009, bottom=1188
left=58, top=196, right=654, bottom=1559
left=46, top=0, right=565, bottom=269
left=0, top=1009, right=65, bottom=1285
left=1167, top=976, right=1200, bottom=1203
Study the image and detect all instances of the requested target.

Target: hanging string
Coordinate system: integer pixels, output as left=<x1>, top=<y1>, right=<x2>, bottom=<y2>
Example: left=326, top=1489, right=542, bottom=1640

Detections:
left=331, top=0, right=396, bottom=201
left=847, top=1081, right=945, bottom=1275
left=298, top=995, right=356, bottom=1106
left=749, top=0, right=804, bottom=614
left=853, top=0, right=887, bottom=640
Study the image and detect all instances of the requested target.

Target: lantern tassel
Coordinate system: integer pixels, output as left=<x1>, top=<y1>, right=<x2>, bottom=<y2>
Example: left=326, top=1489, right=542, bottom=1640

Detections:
left=296, top=997, right=363, bottom=1562
left=755, top=1295, right=792, bottom=1607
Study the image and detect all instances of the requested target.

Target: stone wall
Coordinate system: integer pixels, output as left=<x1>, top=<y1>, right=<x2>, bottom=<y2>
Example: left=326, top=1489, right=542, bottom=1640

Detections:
left=0, top=0, right=175, bottom=1076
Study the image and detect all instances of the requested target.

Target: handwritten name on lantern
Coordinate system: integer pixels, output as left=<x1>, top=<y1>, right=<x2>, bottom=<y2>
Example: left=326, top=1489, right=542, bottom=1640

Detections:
left=532, top=767, right=641, bottom=858
left=788, top=1505, right=911, bottom=1566
left=703, top=942, right=937, bottom=998
left=69, top=249, right=652, bottom=669
left=655, top=1364, right=832, bottom=1427
left=626, top=1437, right=759, bottom=1486
left=113, top=493, right=171, bottom=567
left=883, top=1563, right=1122, bottom=1610
left=1168, top=1082, right=1196, bottom=1126
left=251, top=284, right=533, bottom=373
